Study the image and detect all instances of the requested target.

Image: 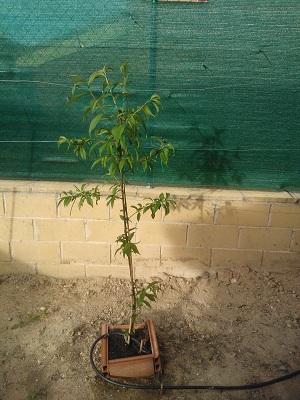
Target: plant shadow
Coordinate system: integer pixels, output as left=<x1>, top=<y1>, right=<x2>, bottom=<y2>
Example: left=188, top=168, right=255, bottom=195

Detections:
left=183, top=127, right=244, bottom=188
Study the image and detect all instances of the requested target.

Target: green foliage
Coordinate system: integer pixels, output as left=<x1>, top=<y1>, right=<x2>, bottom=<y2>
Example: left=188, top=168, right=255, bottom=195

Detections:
left=106, top=183, right=121, bottom=208
left=115, top=229, right=140, bottom=258
left=58, top=61, right=175, bottom=181
left=131, top=192, right=176, bottom=222
left=123, top=281, right=161, bottom=337
left=58, top=62, right=176, bottom=336
left=58, top=184, right=101, bottom=213
left=136, top=282, right=161, bottom=310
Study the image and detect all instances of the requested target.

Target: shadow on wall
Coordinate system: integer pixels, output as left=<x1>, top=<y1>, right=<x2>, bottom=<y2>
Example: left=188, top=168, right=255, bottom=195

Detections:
left=0, top=190, right=37, bottom=275
left=185, top=128, right=244, bottom=187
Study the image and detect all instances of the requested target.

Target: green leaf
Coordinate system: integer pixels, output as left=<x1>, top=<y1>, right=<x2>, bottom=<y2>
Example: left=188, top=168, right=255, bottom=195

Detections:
left=107, top=141, right=113, bottom=155
left=78, top=197, right=84, bottom=209
left=120, top=60, right=128, bottom=77
left=57, top=136, right=68, bottom=147
left=143, top=104, right=154, bottom=117
left=79, top=146, right=86, bottom=160
left=67, top=92, right=88, bottom=107
left=128, top=232, right=135, bottom=241
left=89, top=114, right=104, bottom=134
left=86, top=195, right=93, bottom=207
left=143, top=205, right=150, bottom=214
left=88, top=69, right=107, bottom=86
left=150, top=93, right=161, bottom=103
left=70, top=74, right=85, bottom=83
left=145, top=293, right=156, bottom=301
left=91, top=158, right=102, bottom=169
left=127, top=157, right=133, bottom=171
left=83, top=106, right=92, bottom=120
left=124, top=243, right=131, bottom=258
left=119, top=135, right=127, bottom=150
left=141, top=159, right=147, bottom=171
left=91, top=94, right=109, bottom=113
left=118, top=158, right=125, bottom=172
left=108, top=161, right=117, bottom=178
left=131, top=243, right=140, bottom=255
left=152, top=102, right=160, bottom=114
left=112, top=125, right=124, bottom=143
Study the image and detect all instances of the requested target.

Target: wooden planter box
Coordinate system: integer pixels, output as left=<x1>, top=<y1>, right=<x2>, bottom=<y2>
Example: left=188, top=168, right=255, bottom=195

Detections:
left=101, top=319, right=161, bottom=378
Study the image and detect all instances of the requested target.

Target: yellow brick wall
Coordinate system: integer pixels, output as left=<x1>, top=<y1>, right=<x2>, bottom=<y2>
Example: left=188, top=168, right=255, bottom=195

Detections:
left=0, top=180, right=299, bottom=279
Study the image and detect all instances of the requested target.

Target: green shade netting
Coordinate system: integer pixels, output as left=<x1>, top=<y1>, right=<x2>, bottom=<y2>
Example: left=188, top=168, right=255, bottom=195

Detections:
left=1, top=0, right=299, bottom=189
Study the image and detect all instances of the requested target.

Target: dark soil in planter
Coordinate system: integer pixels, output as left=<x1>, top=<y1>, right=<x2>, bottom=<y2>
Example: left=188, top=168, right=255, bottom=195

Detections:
left=108, top=328, right=151, bottom=360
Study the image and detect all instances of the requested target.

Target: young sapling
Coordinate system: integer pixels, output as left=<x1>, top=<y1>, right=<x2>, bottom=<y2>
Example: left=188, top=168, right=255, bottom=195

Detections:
left=58, top=61, right=176, bottom=343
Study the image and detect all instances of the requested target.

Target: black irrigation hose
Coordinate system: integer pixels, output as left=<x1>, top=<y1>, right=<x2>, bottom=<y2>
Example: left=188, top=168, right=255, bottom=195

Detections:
left=90, top=333, right=300, bottom=392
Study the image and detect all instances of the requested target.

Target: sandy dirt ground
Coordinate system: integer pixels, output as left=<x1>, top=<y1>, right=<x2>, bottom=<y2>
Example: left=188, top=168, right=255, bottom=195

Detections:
left=0, top=266, right=299, bottom=400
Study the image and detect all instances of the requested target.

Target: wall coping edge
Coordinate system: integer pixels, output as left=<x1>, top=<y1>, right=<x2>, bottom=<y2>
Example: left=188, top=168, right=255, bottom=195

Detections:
left=0, top=180, right=299, bottom=203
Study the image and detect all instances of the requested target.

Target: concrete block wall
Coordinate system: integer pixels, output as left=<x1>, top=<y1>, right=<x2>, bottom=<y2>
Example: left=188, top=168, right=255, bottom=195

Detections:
left=0, top=180, right=299, bottom=279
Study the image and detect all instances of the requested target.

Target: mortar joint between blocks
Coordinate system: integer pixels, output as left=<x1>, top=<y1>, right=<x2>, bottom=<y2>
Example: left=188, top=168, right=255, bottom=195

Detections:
left=209, top=248, right=212, bottom=268
left=260, top=251, right=265, bottom=272
left=59, top=241, right=63, bottom=263
left=8, top=242, right=12, bottom=263
left=213, top=202, right=218, bottom=225
left=55, top=194, right=60, bottom=218
left=290, top=229, right=297, bottom=252
left=109, top=244, right=113, bottom=266
left=185, top=224, right=189, bottom=247
left=237, top=226, right=242, bottom=249
left=266, top=204, right=272, bottom=227
left=2, top=193, right=6, bottom=216
left=83, top=220, right=88, bottom=241
left=32, top=219, right=37, bottom=241
left=159, top=246, right=162, bottom=267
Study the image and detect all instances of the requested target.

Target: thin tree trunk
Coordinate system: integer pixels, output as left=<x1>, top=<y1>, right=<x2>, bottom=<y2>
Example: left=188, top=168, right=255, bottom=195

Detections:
left=120, top=171, right=136, bottom=344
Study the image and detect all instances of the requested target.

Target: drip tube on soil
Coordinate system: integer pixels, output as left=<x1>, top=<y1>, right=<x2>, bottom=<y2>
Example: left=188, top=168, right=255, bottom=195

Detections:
left=90, top=333, right=300, bottom=392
